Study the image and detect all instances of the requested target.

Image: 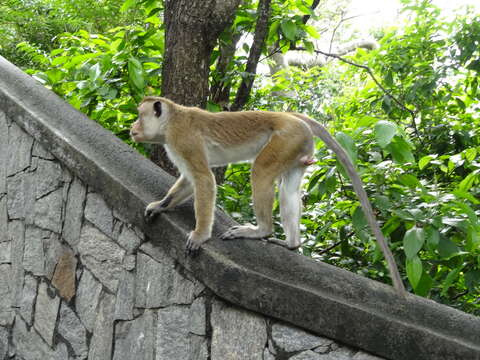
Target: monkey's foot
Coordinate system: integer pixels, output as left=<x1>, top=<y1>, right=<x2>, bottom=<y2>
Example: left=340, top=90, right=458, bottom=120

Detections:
left=185, top=231, right=209, bottom=257
left=220, top=224, right=271, bottom=240
left=144, top=200, right=170, bottom=223
left=266, top=237, right=301, bottom=251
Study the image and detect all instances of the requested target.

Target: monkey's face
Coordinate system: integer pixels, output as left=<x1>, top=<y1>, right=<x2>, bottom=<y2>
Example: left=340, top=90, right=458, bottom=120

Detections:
left=130, top=100, right=166, bottom=144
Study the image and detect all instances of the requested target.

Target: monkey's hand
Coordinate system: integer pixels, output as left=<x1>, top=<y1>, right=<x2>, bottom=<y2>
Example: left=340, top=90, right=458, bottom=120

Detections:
left=144, top=198, right=171, bottom=223
left=185, top=231, right=209, bottom=257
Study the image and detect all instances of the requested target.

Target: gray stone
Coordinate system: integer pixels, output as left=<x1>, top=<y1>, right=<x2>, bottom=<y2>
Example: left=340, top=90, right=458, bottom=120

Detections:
left=84, top=192, right=114, bottom=237
left=9, top=220, right=25, bottom=307
left=63, top=176, right=87, bottom=249
left=316, top=347, right=356, bottom=360
left=190, top=334, right=209, bottom=360
left=0, top=240, right=11, bottom=263
left=115, top=270, right=135, bottom=321
left=156, top=306, right=206, bottom=360
left=58, top=302, right=88, bottom=358
left=6, top=172, right=27, bottom=220
left=19, top=273, right=37, bottom=326
left=34, top=187, right=63, bottom=233
left=190, top=297, right=206, bottom=336
left=35, top=158, right=63, bottom=199
left=34, top=282, right=60, bottom=346
left=23, top=226, right=45, bottom=276
left=0, top=264, right=13, bottom=326
left=53, top=342, right=69, bottom=360
left=352, top=351, right=385, bottom=360
left=113, top=310, right=156, bottom=360
left=78, top=223, right=125, bottom=292
left=0, top=110, right=7, bottom=196
left=12, top=317, right=54, bottom=360
left=263, top=348, right=275, bottom=360
left=43, top=231, right=63, bottom=280
left=290, top=351, right=323, bottom=360
left=88, top=292, right=115, bottom=360
left=123, top=254, right=136, bottom=270
left=0, top=326, right=8, bottom=359
left=210, top=300, right=267, bottom=360
left=0, top=196, right=7, bottom=243
left=118, top=225, right=142, bottom=253
left=272, top=322, right=326, bottom=353
left=7, top=122, right=33, bottom=177
left=76, top=269, right=102, bottom=332
left=136, top=252, right=196, bottom=308
left=32, top=140, right=55, bottom=160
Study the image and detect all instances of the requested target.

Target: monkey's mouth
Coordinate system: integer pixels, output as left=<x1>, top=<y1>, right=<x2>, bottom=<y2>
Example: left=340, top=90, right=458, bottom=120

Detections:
left=130, top=131, right=140, bottom=142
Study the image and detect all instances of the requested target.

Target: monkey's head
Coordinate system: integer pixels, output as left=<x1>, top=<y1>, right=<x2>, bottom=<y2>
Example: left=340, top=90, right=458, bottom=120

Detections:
left=130, top=96, right=170, bottom=144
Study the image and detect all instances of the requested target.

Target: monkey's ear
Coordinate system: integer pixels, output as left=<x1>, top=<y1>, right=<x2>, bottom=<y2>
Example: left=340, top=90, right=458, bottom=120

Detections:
left=153, top=101, right=162, bottom=117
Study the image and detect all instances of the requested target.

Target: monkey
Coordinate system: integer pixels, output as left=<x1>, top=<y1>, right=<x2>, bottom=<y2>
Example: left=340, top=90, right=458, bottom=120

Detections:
left=130, top=96, right=405, bottom=294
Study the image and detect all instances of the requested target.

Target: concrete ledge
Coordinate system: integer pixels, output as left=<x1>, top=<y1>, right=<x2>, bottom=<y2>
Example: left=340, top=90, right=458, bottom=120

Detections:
left=1, top=56, right=479, bottom=360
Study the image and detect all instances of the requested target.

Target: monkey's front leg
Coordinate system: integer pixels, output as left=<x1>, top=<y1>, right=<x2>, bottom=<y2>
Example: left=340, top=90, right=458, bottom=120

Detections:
left=185, top=170, right=216, bottom=256
left=145, top=175, right=193, bottom=223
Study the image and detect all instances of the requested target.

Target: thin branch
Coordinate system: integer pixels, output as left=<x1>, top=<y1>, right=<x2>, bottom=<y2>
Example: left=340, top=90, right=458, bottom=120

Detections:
left=296, top=46, right=421, bottom=139
left=231, top=0, right=272, bottom=111
left=317, top=231, right=354, bottom=255
left=302, top=0, right=321, bottom=24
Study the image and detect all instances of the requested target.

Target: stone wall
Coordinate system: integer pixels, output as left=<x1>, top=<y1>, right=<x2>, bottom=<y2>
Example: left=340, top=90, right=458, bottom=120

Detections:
left=0, top=112, right=382, bottom=360
left=1, top=56, right=479, bottom=360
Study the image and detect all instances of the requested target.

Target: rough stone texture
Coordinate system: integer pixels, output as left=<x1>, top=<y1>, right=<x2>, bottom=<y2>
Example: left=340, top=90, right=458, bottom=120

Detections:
left=85, top=192, right=114, bottom=237
left=115, top=270, right=135, bottom=321
left=0, top=197, right=7, bottom=244
left=190, top=296, right=206, bottom=336
left=76, top=269, right=103, bottom=332
left=78, top=223, right=125, bottom=293
left=0, top=111, right=7, bottom=197
left=63, top=176, right=87, bottom=249
left=19, top=273, right=37, bottom=326
left=118, top=224, right=142, bottom=253
left=0, top=326, right=8, bottom=359
left=23, top=226, right=45, bottom=276
left=0, top=239, right=11, bottom=264
left=35, top=158, right=63, bottom=199
left=352, top=351, right=385, bottom=360
left=43, top=230, right=63, bottom=279
left=272, top=322, right=328, bottom=353
left=88, top=292, right=115, bottom=360
left=34, top=187, right=63, bottom=233
left=0, top=264, right=13, bottom=326
left=9, top=220, right=25, bottom=307
left=58, top=302, right=88, bottom=358
left=290, top=350, right=323, bottom=360
left=34, top=282, right=60, bottom=346
left=13, top=318, right=59, bottom=360
left=7, top=121, right=33, bottom=177
left=52, top=247, right=77, bottom=301
left=157, top=305, right=207, bottom=360
left=113, top=310, right=156, bottom=360
left=211, top=300, right=267, bottom=360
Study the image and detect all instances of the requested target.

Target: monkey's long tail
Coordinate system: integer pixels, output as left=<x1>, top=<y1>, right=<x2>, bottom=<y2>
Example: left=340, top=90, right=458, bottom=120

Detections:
left=297, top=114, right=406, bottom=295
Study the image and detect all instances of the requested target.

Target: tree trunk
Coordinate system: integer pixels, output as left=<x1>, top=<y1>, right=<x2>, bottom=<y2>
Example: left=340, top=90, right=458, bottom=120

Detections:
left=151, top=0, right=242, bottom=177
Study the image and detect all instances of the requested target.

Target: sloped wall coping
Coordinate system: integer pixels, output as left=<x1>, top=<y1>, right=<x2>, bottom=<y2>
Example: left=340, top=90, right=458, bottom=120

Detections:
left=0, top=56, right=479, bottom=360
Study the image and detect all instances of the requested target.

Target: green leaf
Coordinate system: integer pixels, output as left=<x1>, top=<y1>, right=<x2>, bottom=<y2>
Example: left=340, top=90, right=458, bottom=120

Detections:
left=128, top=57, right=145, bottom=90
left=465, top=270, right=480, bottom=291
left=387, top=136, right=415, bottom=164
left=374, top=120, right=397, bottom=148
left=418, top=155, right=435, bottom=170
left=304, top=25, right=320, bottom=39
left=120, top=0, right=136, bottom=13
left=425, top=226, right=440, bottom=248
left=403, top=227, right=425, bottom=259
left=406, top=256, right=422, bottom=289
left=398, top=174, right=421, bottom=188
left=335, top=132, right=357, bottom=163
left=441, top=268, right=461, bottom=296
left=414, top=271, right=433, bottom=296
left=89, top=63, right=101, bottom=82
left=464, top=148, right=477, bottom=162
left=438, top=236, right=459, bottom=259
left=352, top=206, right=367, bottom=232
left=281, top=20, right=298, bottom=41
left=457, top=170, right=479, bottom=192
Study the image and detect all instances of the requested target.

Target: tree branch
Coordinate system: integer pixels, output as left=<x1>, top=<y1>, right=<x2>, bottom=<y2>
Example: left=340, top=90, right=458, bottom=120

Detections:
left=231, top=0, right=272, bottom=111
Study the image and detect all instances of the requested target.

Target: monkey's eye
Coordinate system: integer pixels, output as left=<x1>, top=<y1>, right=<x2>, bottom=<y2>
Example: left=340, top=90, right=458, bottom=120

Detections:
left=153, top=101, right=162, bottom=117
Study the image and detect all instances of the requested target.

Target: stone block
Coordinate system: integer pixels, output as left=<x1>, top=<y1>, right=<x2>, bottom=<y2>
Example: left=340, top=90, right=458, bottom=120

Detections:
left=190, top=297, right=206, bottom=336
left=76, top=269, right=102, bottom=332
left=0, top=240, right=11, bottom=264
left=12, top=318, right=57, bottom=360
left=9, top=220, right=25, bottom=306
left=0, top=264, right=13, bottom=326
left=78, top=223, right=125, bottom=292
left=88, top=292, right=115, bottom=360
left=19, top=273, right=37, bottom=326
left=35, top=158, right=63, bottom=199
left=63, top=176, right=87, bottom=249
left=34, top=282, right=60, bottom=347
left=52, top=247, right=77, bottom=301
left=118, top=225, right=142, bottom=253
left=58, top=302, right=88, bottom=358
left=290, top=350, right=323, bottom=360
left=7, top=122, right=33, bottom=177
left=352, top=351, right=385, bottom=360
left=43, top=230, right=63, bottom=280
left=113, top=310, right=156, bottom=360
left=157, top=305, right=207, bottom=360
left=0, top=326, right=8, bottom=359
left=115, top=270, right=135, bottom=321
left=210, top=300, right=267, bottom=360
left=271, top=322, right=328, bottom=353
left=34, top=187, right=63, bottom=233
left=84, top=192, right=114, bottom=237
left=23, top=226, right=45, bottom=276
left=0, top=196, right=7, bottom=243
